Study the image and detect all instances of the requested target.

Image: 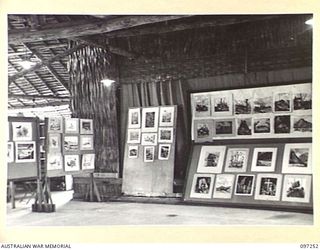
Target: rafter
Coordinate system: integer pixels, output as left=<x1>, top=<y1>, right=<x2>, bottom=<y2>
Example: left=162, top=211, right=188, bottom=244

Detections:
left=8, top=100, right=70, bottom=109
left=8, top=94, right=70, bottom=100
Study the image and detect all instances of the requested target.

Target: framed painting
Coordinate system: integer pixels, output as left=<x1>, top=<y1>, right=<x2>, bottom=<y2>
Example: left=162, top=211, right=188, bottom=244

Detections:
left=158, top=127, right=173, bottom=143
left=234, top=90, right=252, bottom=115
left=12, top=122, right=32, bottom=141
left=251, top=147, right=278, bottom=172
left=190, top=174, right=215, bottom=199
left=192, top=94, right=211, bottom=117
left=158, top=144, right=171, bottom=160
left=15, top=141, right=36, bottom=163
left=197, top=146, right=226, bottom=173
left=80, top=119, right=94, bottom=134
left=291, top=115, right=312, bottom=135
left=213, top=174, right=235, bottom=199
left=82, top=154, right=95, bottom=170
left=63, top=135, right=79, bottom=152
left=128, top=108, right=141, bottom=129
left=254, top=174, right=282, bottom=201
left=213, top=119, right=235, bottom=137
left=48, top=117, right=63, bottom=133
left=64, top=155, right=80, bottom=172
left=282, top=143, right=312, bottom=174
left=193, top=119, right=213, bottom=142
left=143, top=146, right=155, bottom=162
left=234, top=174, right=255, bottom=196
left=7, top=142, right=14, bottom=163
left=128, top=145, right=139, bottom=159
left=64, top=118, right=79, bottom=134
left=224, top=148, right=249, bottom=173
left=236, top=118, right=252, bottom=136
left=48, top=133, right=61, bottom=152
left=141, top=107, right=159, bottom=132
left=141, top=133, right=157, bottom=146
left=127, top=129, right=141, bottom=144
left=274, top=92, right=292, bottom=112
left=211, top=92, right=233, bottom=116
left=253, top=117, right=272, bottom=135
left=47, top=153, right=63, bottom=171
left=252, top=89, right=273, bottom=114
left=80, top=135, right=94, bottom=150
left=274, top=115, right=291, bottom=134
left=159, top=106, right=174, bottom=127
left=293, top=84, right=312, bottom=111
left=282, top=175, right=312, bottom=203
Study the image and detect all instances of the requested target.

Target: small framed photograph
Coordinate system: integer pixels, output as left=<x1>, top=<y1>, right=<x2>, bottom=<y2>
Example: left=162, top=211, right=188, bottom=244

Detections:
left=48, top=134, right=61, bottom=152
left=64, top=118, right=79, bottom=134
left=274, top=92, right=292, bottom=112
left=253, top=89, right=273, bottom=114
left=128, top=108, right=141, bottom=129
left=234, top=90, right=252, bottom=115
left=212, top=93, right=233, bottom=116
left=194, top=119, right=213, bottom=142
left=213, top=119, right=235, bottom=137
left=293, top=85, right=312, bottom=111
left=158, top=128, right=173, bottom=143
left=251, top=147, right=278, bottom=172
left=63, top=136, right=79, bottom=152
left=235, top=174, right=255, bottom=196
left=158, top=144, right=171, bottom=160
left=80, top=119, right=94, bottom=134
left=253, top=117, right=272, bottom=135
left=192, top=94, right=211, bottom=117
left=47, top=153, right=63, bottom=171
left=159, top=106, right=174, bottom=127
left=80, top=135, right=94, bottom=150
left=236, top=118, right=252, bottom=136
left=282, top=175, right=312, bottom=203
left=15, top=141, right=36, bottom=163
left=128, top=145, right=139, bottom=159
left=213, top=174, right=235, bottom=199
left=190, top=174, right=215, bottom=199
left=144, top=146, right=155, bottom=162
left=127, top=129, right=141, bottom=144
left=12, top=122, right=32, bottom=141
left=291, top=115, right=312, bottom=135
left=142, top=107, right=159, bottom=132
left=274, top=115, right=291, bottom=134
left=224, top=148, right=249, bottom=173
left=64, top=155, right=80, bottom=172
left=197, top=146, right=226, bottom=173
left=82, top=154, right=95, bottom=170
left=7, top=142, right=14, bottom=163
left=282, top=143, right=312, bottom=174
left=254, top=174, right=283, bottom=201
left=48, top=117, right=63, bottom=133
left=141, top=133, right=157, bottom=146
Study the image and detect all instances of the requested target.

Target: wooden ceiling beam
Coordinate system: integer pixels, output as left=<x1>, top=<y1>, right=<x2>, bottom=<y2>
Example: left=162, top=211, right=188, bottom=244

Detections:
left=8, top=100, right=70, bottom=110
left=8, top=94, right=70, bottom=100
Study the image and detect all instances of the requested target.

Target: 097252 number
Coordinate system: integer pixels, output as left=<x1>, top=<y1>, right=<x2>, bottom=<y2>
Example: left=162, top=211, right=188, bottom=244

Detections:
left=300, top=244, right=319, bottom=249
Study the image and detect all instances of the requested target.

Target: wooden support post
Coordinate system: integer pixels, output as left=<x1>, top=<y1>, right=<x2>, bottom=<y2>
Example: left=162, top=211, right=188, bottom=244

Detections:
left=9, top=181, right=15, bottom=209
left=86, top=173, right=101, bottom=202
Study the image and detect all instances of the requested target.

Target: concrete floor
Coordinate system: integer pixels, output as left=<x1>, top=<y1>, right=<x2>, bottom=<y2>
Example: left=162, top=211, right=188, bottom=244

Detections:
left=7, top=191, right=313, bottom=226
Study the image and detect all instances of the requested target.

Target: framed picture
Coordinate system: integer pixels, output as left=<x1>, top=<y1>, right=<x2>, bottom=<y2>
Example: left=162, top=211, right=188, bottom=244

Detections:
left=64, top=118, right=79, bottom=134
left=158, top=128, right=173, bottom=143
left=47, top=153, right=63, bottom=171
left=253, top=89, right=273, bottom=114
left=63, top=136, right=79, bottom=152
left=282, top=143, right=312, bottom=174
left=141, top=133, right=157, bottom=146
left=213, top=174, right=235, bottom=199
left=159, top=106, right=174, bottom=127
left=128, top=145, right=139, bottom=159
left=80, top=119, right=94, bottom=134
left=193, top=94, right=211, bottom=117
left=234, top=90, right=252, bottom=115
left=80, top=135, right=94, bottom=150
left=236, top=118, right=252, bottom=136
left=48, top=134, right=61, bottom=152
left=282, top=175, right=312, bottom=203
left=193, top=119, right=213, bottom=142
left=254, top=174, right=282, bottom=201
left=158, top=144, right=171, bottom=160
left=197, top=146, right=226, bottom=173
left=82, top=154, right=95, bottom=170
left=7, top=142, right=14, bottom=163
left=224, top=148, right=249, bottom=173
left=291, top=115, right=312, bottom=135
left=190, top=174, right=215, bottom=199
left=128, top=108, right=141, bottom=129
left=144, top=146, right=155, bottom=162
left=213, top=119, right=235, bottom=137
left=15, top=141, right=36, bottom=163
left=251, top=147, right=278, bottom=172
left=127, top=129, right=141, bottom=144
left=212, top=93, right=233, bottom=116
left=274, top=92, right=292, bottom=112
left=293, top=84, right=312, bottom=111
left=253, top=117, right=272, bottom=135
left=141, top=107, right=159, bottom=132
left=234, top=174, right=255, bottom=196
left=64, top=155, right=80, bottom=172
left=12, top=122, right=32, bottom=141
left=48, top=117, right=63, bottom=133
left=274, top=115, right=291, bottom=134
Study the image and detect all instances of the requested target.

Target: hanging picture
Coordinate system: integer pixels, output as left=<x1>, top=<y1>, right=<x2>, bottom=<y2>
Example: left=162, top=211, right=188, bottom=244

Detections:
left=141, top=107, right=159, bottom=132
left=192, top=94, right=211, bottom=117
left=282, top=143, right=312, bottom=174
left=128, top=108, right=141, bottom=129
left=158, top=128, right=173, bottom=143
left=282, top=175, right=311, bottom=203
left=64, top=155, right=80, bottom=172
left=213, top=119, right=235, bottom=137
left=128, top=145, right=139, bottom=159
left=254, top=174, right=282, bottom=201
left=82, top=154, right=95, bottom=170
left=12, top=122, right=32, bottom=141
left=252, top=89, right=273, bottom=114
left=64, top=118, right=79, bottom=134
left=293, top=84, right=312, bottom=111
left=141, top=133, right=157, bottom=146
left=158, top=144, right=171, bottom=160
left=274, top=92, right=292, bottom=112
left=224, top=148, right=249, bottom=173
left=193, top=119, right=213, bottom=142
left=252, top=117, right=272, bottom=135
left=197, top=146, right=226, bottom=173
left=47, top=117, right=63, bottom=133
left=236, top=118, right=252, bottom=136
left=47, top=153, right=63, bottom=171
left=127, top=129, right=141, bottom=144
left=274, top=115, right=291, bottom=134
left=291, top=115, right=312, bottom=135
left=143, top=146, right=155, bottom=162
left=234, top=174, right=255, bottom=196
left=213, top=174, right=235, bottom=199
left=190, top=174, right=215, bottom=199
left=80, top=135, right=94, bottom=150
left=159, top=106, right=174, bottom=127
left=211, top=93, right=233, bottom=116
left=251, top=147, right=278, bottom=172
left=80, top=119, right=94, bottom=134
left=63, top=136, right=79, bottom=152
left=15, top=142, right=36, bottom=163
left=234, top=90, right=252, bottom=115
left=7, top=142, right=14, bottom=163
left=48, top=134, right=61, bottom=152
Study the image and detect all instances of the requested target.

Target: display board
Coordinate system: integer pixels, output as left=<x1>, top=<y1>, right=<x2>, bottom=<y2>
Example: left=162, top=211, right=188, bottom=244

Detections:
left=122, top=106, right=177, bottom=196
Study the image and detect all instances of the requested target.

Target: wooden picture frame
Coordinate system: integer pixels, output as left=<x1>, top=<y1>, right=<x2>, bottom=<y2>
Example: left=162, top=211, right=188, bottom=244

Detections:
left=251, top=147, right=278, bottom=172
left=213, top=174, right=235, bottom=199
left=158, top=127, right=173, bottom=143
left=141, top=107, right=159, bottom=132
left=127, top=129, right=141, bottom=144
left=282, top=143, right=312, bottom=174
left=48, top=117, right=63, bottom=133
left=15, top=141, right=36, bottom=163
left=158, top=144, right=171, bottom=160
left=143, top=146, right=155, bottom=162
left=254, top=174, right=283, bottom=201
left=12, top=122, right=33, bottom=141
left=80, top=135, right=94, bottom=150
left=197, top=146, right=226, bottom=173
left=234, top=174, right=255, bottom=196
left=190, top=173, right=215, bottom=199
left=224, top=148, right=249, bottom=173
left=47, top=153, right=63, bottom=171
left=159, top=106, right=174, bottom=127
left=7, top=142, right=14, bottom=163
left=141, top=133, right=157, bottom=146
left=282, top=174, right=312, bottom=203
left=82, top=154, right=95, bottom=170
left=128, top=108, right=141, bottom=129
left=128, top=145, right=139, bottom=159
left=80, top=119, right=94, bottom=134
left=64, top=118, right=79, bottom=134
left=64, top=155, right=80, bottom=172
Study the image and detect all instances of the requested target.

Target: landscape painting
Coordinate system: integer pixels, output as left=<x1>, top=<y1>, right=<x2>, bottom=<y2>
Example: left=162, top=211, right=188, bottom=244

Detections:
left=253, top=89, right=273, bottom=113
left=213, top=174, right=235, bottom=199
left=274, top=115, right=291, bottom=134
left=214, top=119, right=235, bottom=137
left=63, top=136, right=79, bottom=152
left=251, top=147, right=277, bottom=172
left=293, top=84, right=312, bottom=110
left=292, top=115, right=312, bottom=134
left=236, top=118, right=252, bottom=136
left=212, top=93, right=233, bottom=116
left=48, top=117, right=63, bottom=133
left=159, top=106, right=174, bottom=127
left=234, top=90, right=252, bottom=115
left=282, top=143, right=312, bottom=174
left=193, top=94, right=211, bottom=117
left=254, top=174, right=282, bottom=201
left=274, top=92, right=291, bottom=112
left=127, top=129, right=141, bottom=144
left=235, top=175, right=255, bottom=196
left=194, top=119, right=213, bottom=142
left=224, top=148, right=249, bottom=173
left=253, top=117, right=271, bottom=134
left=282, top=175, right=311, bottom=203
left=197, top=146, right=226, bottom=173
left=15, top=142, right=36, bottom=163
left=190, top=174, right=215, bottom=199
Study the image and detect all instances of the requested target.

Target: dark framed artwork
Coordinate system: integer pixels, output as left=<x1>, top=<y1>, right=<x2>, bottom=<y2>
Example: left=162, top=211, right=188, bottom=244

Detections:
left=236, top=118, right=252, bottom=136
left=190, top=174, right=215, bottom=199
left=213, top=119, right=235, bottom=137
left=274, top=115, right=291, bottom=134
left=254, top=174, right=282, bottom=201
left=80, top=119, right=94, bottom=134
left=194, top=119, right=213, bottom=142
left=234, top=174, right=255, bottom=196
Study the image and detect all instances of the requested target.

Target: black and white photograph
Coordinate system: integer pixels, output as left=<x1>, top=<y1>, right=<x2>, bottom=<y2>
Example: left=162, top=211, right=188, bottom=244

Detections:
left=141, top=107, right=159, bottom=132
left=213, top=174, right=235, bottom=199
left=197, top=146, right=226, bottom=173
left=158, top=127, right=173, bottom=143
left=64, top=155, right=80, bottom=172
left=81, top=154, right=95, bottom=170
left=48, top=116, right=63, bottom=133
left=63, top=135, right=79, bottom=152
left=143, top=146, right=155, bottom=162
left=159, top=106, right=174, bottom=127
left=254, top=174, right=282, bottom=201
left=7, top=142, right=14, bottom=163
left=190, top=174, right=215, bottom=199
left=12, top=122, right=33, bottom=141
left=158, top=144, right=171, bottom=160
left=194, top=119, right=213, bottom=142
left=80, top=119, right=94, bottom=134
left=64, top=118, right=79, bottom=134
left=282, top=175, right=312, bottom=203
left=214, top=119, right=235, bottom=137
left=282, top=143, right=312, bottom=174
left=235, top=175, right=255, bottom=196
left=128, top=108, right=141, bottom=129
left=80, top=135, right=94, bottom=150
left=224, top=148, right=249, bottom=173
left=251, top=147, right=277, bottom=172
left=212, top=93, right=233, bottom=116
left=15, top=142, right=36, bottom=163
left=47, top=153, right=63, bottom=171
left=128, top=145, right=139, bottom=159
left=127, top=129, right=141, bottom=144
left=141, top=133, right=158, bottom=146
left=192, top=94, right=211, bottom=117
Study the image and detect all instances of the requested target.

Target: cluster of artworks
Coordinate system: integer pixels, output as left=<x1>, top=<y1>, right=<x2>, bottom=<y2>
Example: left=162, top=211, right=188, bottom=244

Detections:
left=190, top=143, right=312, bottom=203
left=127, top=106, right=175, bottom=162
left=191, top=83, right=312, bottom=140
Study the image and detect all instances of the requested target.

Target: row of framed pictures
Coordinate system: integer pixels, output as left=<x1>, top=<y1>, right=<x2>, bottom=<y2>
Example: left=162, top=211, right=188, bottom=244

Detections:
left=127, top=128, right=174, bottom=144
left=197, top=144, right=312, bottom=174
left=7, top=141, right=36, bottom=163
left=47, top=153, right=95, bottom=171
left=129, top=144, right=172, bottom=161
left=47, top=117, right=94, bottom=134
left=190, top=173, right=312, bottom=203
left=48, top=134, right=94, bottom=152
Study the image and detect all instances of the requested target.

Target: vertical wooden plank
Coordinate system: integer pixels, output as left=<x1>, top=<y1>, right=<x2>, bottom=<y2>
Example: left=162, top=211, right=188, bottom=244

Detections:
left=9, top=181, right=15, bottom=209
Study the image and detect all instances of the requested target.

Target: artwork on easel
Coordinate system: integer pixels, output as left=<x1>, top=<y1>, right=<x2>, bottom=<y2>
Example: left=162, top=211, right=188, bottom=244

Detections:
left=15, top=141, right=36, bottom=163
left=82, top=154, right=95, bottom=170
left=80, top=119, right=94, bottom=134
left=12, top=122, right=32, bottom=141
left=128, top=145, right=139, bottom=159
left=47, top=153, right=63, bottom=170
left=80, top=135, right=94, bottom=150
left=63, top=136, right=79, bottom=152
left=48, top=134, right=61, bottom=152
left=159, top=106, right=174, bottom=127
left=254, top=174, right=282, bottom=201
left=158, top=144, right=171, bottom=160
left=64, top=118, right=79, bottom=134
left=143, top=146, right=155, bottom=162
left=48, top=117, right=63, bottom=133
left=128, top=108, right=141, bottom=129
left=7, top=142, right=14, bottom=163
left=64, top=155, right=80, bottom=172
